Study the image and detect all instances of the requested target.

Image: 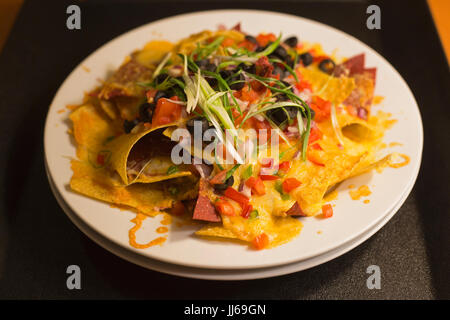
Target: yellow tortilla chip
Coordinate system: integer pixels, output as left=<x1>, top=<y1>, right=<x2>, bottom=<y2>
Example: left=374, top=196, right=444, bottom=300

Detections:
left=69, top=103, right=120, bottom=162
left=348, top=153, right=393, bottom=179
left=300, top=67, right=355, bottom=104
left=136, top=40, right=175, bottom=67
left=99, top=99, right=118, bottom=120
left=70, top=160, right=173, bottom=216
left=195, top=225, right=239, bottom=239
left=70, top=102, right=191, bottom=187
left=289, top=151, right=366, bottom=215
left=106, top=125, right=191, bottom=185
left=174, top=30, right=244, bottom=56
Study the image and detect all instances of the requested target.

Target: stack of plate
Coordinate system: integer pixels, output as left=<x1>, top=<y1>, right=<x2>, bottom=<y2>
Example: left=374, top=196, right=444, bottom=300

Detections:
left=44, top=11, right=423, bottom=280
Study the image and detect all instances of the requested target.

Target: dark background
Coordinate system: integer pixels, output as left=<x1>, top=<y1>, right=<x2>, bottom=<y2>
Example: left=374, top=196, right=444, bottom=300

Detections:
left=0, top=0, right=448, bottom=299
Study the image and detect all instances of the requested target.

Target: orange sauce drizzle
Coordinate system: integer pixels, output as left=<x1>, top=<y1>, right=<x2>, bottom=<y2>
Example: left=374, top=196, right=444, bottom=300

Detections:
left=160, top=213, right=172, bottom=226
left=156, top=226, right=169, bottom=234
left=129, top=213, right=166, bottom=249
left=389, top=142, right=403, bottom=147
left=66, top=104, right=78, bottom=111
left=389, top=153, right=410, bottom=168
left=373, top=96, right=384, bottom=105
left=349, top=185, right=372, bottom=200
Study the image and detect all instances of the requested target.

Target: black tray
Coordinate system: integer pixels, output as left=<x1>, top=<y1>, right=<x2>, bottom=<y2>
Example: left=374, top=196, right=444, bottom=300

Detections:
left=0, top=0, right=448, bottom=299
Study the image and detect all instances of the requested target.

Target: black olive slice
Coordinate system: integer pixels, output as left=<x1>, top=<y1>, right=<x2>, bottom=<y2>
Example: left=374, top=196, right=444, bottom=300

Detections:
left=299, top=52, right=313, bottom=67
left=318, top=58, right=336, bottom=75
left=284, top=36, right=298, bottom=47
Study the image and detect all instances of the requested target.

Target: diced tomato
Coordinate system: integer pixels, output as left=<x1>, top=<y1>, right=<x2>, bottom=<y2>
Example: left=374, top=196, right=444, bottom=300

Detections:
left=245, top=177, right=266, bottom=195
left=238, top=85, right=261, bottom=103
left=158, top=116, right=171, bottom=125
left=278, top=161, right=291, bottom=172
left=260, top=158, right=274, bottom=168
left=97, top=153, right=105, bottom=165
left=282, top=178, right=302, bottom=193
left=151, top=96, right=182, bottom=128
left=308, top=124, right=323, bottom=145
left=253, top=118, right=272, bottom=131
left=215, top=198, right=235, bottom=216
left=249, top=119, right=272, bottom=144
left=231, top=108, right=246, bottom=126
left=222, top=37, right=235, bottom=47
left=224, top=187, right=249, bottom=206
left=295, top=79, right=312, bottom=92
left=171, top=201, right=186, bottom=216
left=209, top=170, right=228, bottom=185
left=238, top=40, right=257, bottom=51
left=214, top=142, right=229, bottom=162
left=256, top=33, right=276, bottom=47
left=241, top=204, right=253, bottom=219
left=259, top=174, right=279, bottom=181
left=310, top=142, right=323, bottom=150
left=322, top=204, right=333, bottom=218
left=252, top=233, right=269, bottom=250
left=309, top=96, right=331, bottom=122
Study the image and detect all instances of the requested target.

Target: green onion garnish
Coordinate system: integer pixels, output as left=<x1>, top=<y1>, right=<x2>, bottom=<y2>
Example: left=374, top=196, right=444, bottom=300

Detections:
left=242, top=166, right=253, bottom=180
left=226, top=164, right=241, bottom=180
left=167, top=165, right=179, bottom=175
left=249, top=210, right=259, bottom=219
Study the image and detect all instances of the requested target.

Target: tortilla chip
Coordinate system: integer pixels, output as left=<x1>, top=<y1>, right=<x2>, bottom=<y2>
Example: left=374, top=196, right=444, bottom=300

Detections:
left=69, top=103, right=120, bottom=162
left=300, top=67, right=355, bottom=104
left=70, top=160, right=173, bottom=216
left=348, top=153, right=392, bottom=178
left=70, top=103, right=191, bottom=189
left=289, top=151, right=366, bottom=216
left=136, top=40, right=175, bottom=67
left=113, top=96, right=144, bottom=121
left=195, top=225, right=239, bottom=239
left=174, top=30, right=244, bottom=56
left=106, top=125, right=191, bottom=185
left=99, top=99, right=118, bottom=120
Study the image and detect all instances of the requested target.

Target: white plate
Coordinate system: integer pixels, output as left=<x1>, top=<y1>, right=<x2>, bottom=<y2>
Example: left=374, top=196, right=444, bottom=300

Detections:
left=44, top=10, right=423, bottom=270
left=46, top=159, right=414, bottom=280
